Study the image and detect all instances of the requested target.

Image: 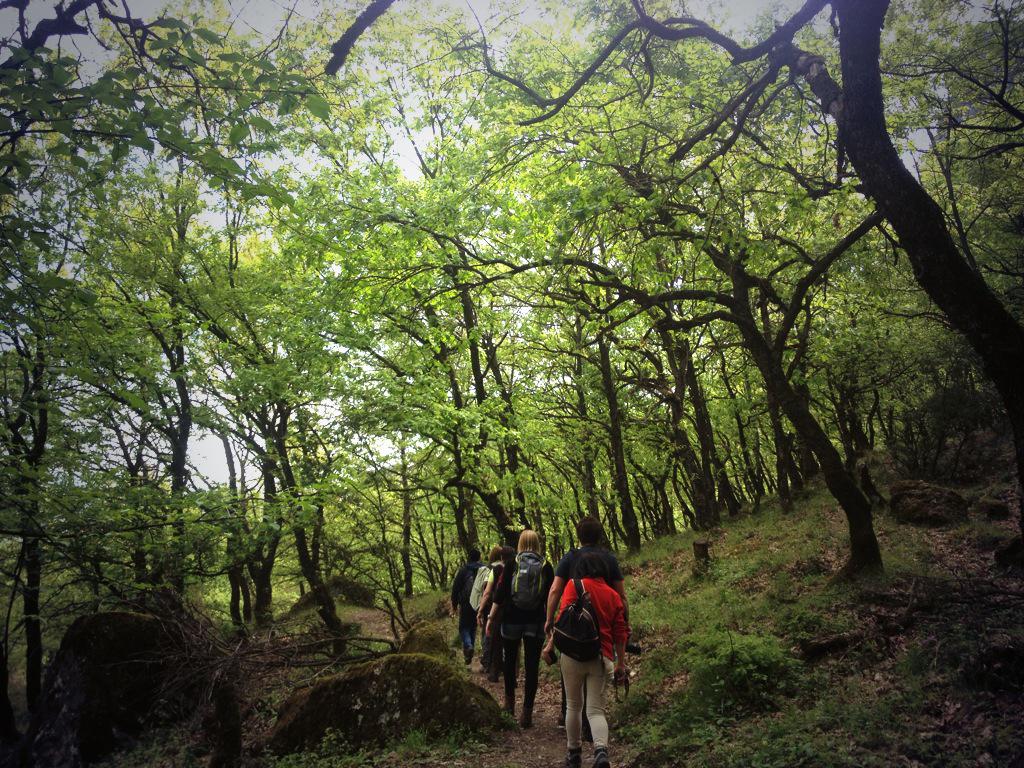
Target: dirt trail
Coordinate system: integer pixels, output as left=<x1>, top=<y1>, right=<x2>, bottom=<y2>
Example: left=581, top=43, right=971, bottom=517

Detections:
left=342, top=605, right=396, bottom=640
left=428, top=649, right=635, bottom=768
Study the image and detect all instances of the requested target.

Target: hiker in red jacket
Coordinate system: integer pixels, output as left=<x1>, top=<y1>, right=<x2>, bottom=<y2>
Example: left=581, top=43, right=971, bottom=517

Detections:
left=545, top=551, right=628, bottom=768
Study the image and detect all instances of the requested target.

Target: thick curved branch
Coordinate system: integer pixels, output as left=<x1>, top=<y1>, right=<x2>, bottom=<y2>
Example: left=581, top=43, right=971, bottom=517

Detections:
left=632, top=0, right=826, bottom=63
left=325, top=0, right=399, bottom=76
left=1, top=0, right=98, bottom=69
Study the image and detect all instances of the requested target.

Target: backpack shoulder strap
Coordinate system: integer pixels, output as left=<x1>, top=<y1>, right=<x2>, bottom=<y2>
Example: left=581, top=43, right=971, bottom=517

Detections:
left=573, top=576, right=586, bottom=597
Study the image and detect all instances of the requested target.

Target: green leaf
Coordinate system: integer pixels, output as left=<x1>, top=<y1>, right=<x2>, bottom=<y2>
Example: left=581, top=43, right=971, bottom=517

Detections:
left=228, top=122, right=249, bottom=145
left=194, top=28, right=221, bottom=44
left=130, top=132, right=154, bottom=152
left=305, top=94, right=331, bottom=121
left=250, top=115, right=275, bottom=134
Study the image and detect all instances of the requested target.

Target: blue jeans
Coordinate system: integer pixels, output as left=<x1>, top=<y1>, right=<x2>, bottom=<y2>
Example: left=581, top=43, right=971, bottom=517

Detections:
left=460, top=625, right=476, bottom=650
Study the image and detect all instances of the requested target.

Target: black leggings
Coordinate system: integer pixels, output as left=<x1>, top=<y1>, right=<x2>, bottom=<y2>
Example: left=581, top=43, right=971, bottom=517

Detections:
left=503, top=634, right=543, bottom=709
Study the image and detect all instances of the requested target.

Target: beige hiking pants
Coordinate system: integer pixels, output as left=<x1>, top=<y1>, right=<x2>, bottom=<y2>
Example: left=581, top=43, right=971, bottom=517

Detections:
left=560, top=653, right=613, bottom=750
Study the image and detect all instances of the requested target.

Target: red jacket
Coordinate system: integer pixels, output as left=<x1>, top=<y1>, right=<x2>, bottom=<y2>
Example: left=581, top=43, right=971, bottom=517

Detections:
left=559, top=577, right=627, bottom=661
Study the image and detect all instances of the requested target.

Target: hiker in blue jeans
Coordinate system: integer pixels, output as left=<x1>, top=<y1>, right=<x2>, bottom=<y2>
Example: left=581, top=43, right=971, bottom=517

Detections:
left=450, top=548, right=484, bottom=665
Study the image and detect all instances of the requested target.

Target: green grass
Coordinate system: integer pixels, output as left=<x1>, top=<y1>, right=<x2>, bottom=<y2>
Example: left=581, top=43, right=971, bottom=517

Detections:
left=268, top=726, right=487, bottom=768
left=614, top=480, right=1024, bottom=767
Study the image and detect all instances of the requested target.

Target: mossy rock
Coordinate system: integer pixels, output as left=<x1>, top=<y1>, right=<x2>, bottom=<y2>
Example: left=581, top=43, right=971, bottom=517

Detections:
left=974, top=496, right=1011, bottom=521
left=397, top=621, right=453, bottom=660
left=268, top=652, right=503, bottom=754
left=889, top=480, right=967, bottom=527
left=288, top=573, right=376, bottom=615
left=23, top=612, right=170, bottom=767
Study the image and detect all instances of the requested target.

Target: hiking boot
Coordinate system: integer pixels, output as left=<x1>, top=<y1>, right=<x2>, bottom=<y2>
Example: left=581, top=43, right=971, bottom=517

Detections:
left=463, top=648, right=473, bottom=665
left=564, top=748, right=582, bottom=768
left=487, top=667, right=500, bottom=683
left=503, top=694, right=515, bottom=717
left=592, top=747, right=610, bottom=768
left=519, top=706, right=533, bottom=729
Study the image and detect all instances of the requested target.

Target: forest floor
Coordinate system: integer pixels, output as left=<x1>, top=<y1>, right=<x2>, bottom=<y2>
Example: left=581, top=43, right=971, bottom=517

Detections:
left=103, top=465, right=1024, bottom=768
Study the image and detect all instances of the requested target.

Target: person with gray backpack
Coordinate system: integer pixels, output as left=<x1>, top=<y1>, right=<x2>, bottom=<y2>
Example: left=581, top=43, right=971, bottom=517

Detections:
left=450, top=548, right=484, bottom=665
left=484, top=529, right=553, bottom=728
left=472, top=545, right=502, bottom=673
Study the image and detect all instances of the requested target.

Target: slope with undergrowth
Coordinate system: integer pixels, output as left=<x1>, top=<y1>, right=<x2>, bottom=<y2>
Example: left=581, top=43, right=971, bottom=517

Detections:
left=616, top=479, right=1024, bottom=768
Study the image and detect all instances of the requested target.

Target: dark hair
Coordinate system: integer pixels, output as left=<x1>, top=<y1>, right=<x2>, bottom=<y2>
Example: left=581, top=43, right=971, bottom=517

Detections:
left=576, top=516, right=604, bottom=547
left=469, top=547, right=481, bottom=562
left=573, top=551, right=610, bottom=581
left=500, top=546, right=516, bottom=565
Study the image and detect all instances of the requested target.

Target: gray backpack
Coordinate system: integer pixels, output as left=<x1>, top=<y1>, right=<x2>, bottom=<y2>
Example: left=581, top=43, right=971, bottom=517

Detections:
left=511, top=552, right=545, bottom=610
left=469, top=564, right=492, bottom=611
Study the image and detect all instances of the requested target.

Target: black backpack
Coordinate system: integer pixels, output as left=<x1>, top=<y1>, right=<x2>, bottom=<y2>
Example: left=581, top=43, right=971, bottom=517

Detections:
left=553, top=577, right=601, bottom=662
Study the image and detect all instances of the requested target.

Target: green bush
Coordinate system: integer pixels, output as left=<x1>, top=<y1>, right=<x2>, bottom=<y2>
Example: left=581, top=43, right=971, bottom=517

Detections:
left=680, top=631, right=799, bottom=719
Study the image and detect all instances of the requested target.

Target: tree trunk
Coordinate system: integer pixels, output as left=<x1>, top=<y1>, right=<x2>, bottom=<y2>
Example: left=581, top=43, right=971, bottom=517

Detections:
left=682, top=340, right=725, bottom=523
left=400, top=448, right=414, bottom=598
left=223, top=437, right=246, bottom=629
left=248, top=454, right=281, bottom=627
left=766, top=389, right=793, bottom=511
left=829, top=0, right=1024, bottom=533
left=733, top=277, right=883, bottom=573
left=597, top=334, right=642, bottom=550
left=249, top=564, right=273, bottom=628
left=0, top=641, right=17, bottom=743
left=574, top=320, right=602, bottom=520
left=23, top=527, right=41, bottom=711
left=293, top=523, right=347, bottom=647
left=275, top=437, right=347, bottom=643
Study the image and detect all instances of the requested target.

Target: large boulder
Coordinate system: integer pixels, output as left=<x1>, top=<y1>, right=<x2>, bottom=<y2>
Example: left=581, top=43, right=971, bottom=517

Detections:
left=268, top=652, right=504, bottom=754
left=20, top=612, right=169, bottom=768
left=397, top=621, right=453, bottom=660
left=889, top=480, right=968, bottom=527
left=288, top=573, right=375, bottom=615
left=974, top=496, right=1011, bottom=521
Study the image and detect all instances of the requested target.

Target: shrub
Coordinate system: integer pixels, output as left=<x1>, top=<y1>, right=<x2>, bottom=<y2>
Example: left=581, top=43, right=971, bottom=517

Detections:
left=680, top=631, right=799, bottom=719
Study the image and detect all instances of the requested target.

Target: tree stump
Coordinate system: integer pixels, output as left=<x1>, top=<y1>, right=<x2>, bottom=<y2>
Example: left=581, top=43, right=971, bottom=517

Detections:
left=693, top=540, right=711, bottom=576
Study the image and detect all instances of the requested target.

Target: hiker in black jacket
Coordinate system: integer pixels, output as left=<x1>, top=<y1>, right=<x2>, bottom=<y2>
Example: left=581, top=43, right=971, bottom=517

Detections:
left=450, top=548, right=484, bottom=665
left=485, top=530, right=554, bottom=728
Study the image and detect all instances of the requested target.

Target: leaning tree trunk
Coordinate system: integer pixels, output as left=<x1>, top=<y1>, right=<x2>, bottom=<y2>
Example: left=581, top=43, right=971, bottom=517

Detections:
left=597, top=334, right=643, bottom=550
left=811, top=0, right=1024, bottom=533
left=276, top=446, right=347, bottom=644
left=733, top=280, right=883, bottom=573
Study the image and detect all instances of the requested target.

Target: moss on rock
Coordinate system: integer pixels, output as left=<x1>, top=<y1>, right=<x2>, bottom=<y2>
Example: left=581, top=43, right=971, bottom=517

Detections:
left=889, top=480, right=967, bottom=527
left=268, top=652, right=503, bottom=754
left=288, top=573, right=376, bottom=615
left=397, top=621, right=453, bottom=660
left=22, top=612, right=169, bottom=767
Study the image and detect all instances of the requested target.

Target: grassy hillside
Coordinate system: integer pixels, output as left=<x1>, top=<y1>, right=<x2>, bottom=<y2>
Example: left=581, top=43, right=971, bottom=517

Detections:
left=615, top=482, right=1023, bottom=768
